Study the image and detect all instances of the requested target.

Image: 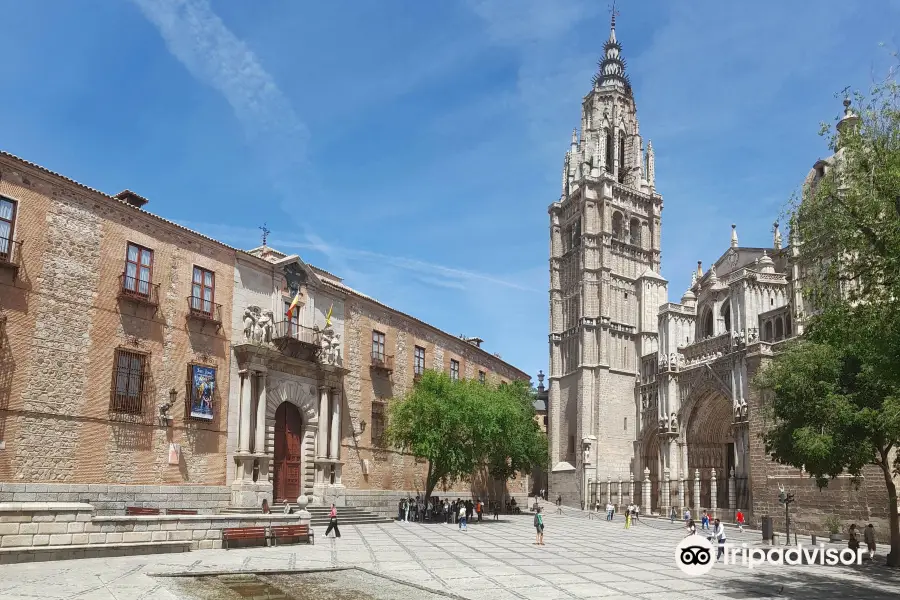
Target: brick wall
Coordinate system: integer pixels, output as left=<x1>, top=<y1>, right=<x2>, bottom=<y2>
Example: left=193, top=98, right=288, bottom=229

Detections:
left=746, top=353, right=893, bottom=542
left=338, top=294, right=530, bottom=498
left=0, top=156, right=235, bottom=487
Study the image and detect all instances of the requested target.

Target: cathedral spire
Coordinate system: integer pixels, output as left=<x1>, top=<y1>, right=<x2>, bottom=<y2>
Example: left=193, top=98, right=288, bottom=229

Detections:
left=593, top=3, right=631, bottom=94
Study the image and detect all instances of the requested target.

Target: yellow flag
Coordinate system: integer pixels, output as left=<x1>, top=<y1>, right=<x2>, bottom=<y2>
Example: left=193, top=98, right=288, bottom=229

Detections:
left=325, top=302, right=333, bottom=327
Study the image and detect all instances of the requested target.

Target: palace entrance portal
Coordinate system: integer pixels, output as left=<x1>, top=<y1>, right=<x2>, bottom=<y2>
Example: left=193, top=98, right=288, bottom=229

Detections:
left=273, top=402, right=302, bottom=502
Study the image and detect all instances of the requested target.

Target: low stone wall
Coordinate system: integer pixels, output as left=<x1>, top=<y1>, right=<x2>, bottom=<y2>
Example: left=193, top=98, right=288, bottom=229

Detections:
left=0, top=502, right=307, bottom=563
left=0, top=483, right=231, bottom=515
left=340, top=489, right=531, bottom=518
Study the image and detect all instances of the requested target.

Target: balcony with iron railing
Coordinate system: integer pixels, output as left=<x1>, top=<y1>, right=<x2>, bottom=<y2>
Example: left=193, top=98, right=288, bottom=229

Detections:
left=0, top=237, right=23, bottom=278
left=370, top=352, right=394, bottom=372
left=186, top=296, right=223, bottom=331
left=117, top=273, right=160, bottom=308
left=271, top=320, right=319, bottom=346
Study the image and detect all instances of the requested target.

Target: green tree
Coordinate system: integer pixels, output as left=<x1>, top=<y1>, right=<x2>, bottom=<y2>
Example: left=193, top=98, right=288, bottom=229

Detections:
left=755, top=303, right=900, bottom=565
left=789, top=67, right=900, bottom=308
left=386, top=370, right=547, bottom=501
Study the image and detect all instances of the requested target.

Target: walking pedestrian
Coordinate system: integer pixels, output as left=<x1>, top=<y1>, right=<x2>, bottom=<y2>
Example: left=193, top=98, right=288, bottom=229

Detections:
left=685, top=519, right=696, bottom=537
left=864, top=524, right=876, bottom=560
left=324, top=504, right=341, bottom=538
left=701, top=511, right=709, bottom=530
left=848, top=524, right=860, bottom=552
left=712, top=518, right=726, bottom=561
left=625, top=510, right=631, bottom=529
left=670, top=507, right=677, bottom=523
left=458, top=503, right=467, bottom=531
left=534, top=507, right=545, bottom=545
left=736, top=509, right=745, bottom=532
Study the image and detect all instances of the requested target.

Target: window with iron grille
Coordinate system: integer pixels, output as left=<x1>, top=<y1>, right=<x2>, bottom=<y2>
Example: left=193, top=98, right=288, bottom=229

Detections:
left=191, top=266, right=215, bottom=315
left=414, top=346, right=425, bottom=375
left=124, top=243, right=153, bottom=298
left=450, top=359, right=459, bottom=381
left=478, top=370, right=485, bottom=384
left=371, top=401, right=386, bottom=447
left=372, top=330, right=385, bottom=361
left=0, top=197, right=17, bottom=261
left=110, top=348, right=148, bottom=414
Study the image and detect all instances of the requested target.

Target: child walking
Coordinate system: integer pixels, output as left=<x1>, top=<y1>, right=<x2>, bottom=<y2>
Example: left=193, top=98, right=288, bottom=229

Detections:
left=533, top=507, right=544, bottom=545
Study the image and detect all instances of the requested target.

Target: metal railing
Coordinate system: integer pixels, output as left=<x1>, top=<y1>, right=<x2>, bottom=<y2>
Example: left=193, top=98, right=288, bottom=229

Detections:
left=272, top=320, right=319, bottom=345
left=370, top=353, right=394, bottom=371
left=118, top=273, right=160, bottom=306
left=0, top=237, right=22, bottom=269
left=187, top=296, right=222, bottom=323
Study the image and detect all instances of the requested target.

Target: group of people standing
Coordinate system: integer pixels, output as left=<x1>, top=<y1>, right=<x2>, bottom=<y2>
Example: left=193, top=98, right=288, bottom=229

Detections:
left=398, top=496, right=491, bottom=528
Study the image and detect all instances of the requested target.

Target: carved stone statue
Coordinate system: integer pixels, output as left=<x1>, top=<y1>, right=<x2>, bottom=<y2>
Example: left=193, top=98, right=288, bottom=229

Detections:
left=583, top=447, right=591, bottom=465
left=259, top=310, right=274, bottom=343
left=668, top=353, right=677, bottom=369
left=669, top=412, right=678, bottom=430
left=319, top=324, right=342, bottom=366
left=242, top=309, right=256, bottom=343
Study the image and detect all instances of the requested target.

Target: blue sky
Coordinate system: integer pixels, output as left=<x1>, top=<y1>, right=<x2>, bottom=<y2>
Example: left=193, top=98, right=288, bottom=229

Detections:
left=1, top=0, right=898, bottom=381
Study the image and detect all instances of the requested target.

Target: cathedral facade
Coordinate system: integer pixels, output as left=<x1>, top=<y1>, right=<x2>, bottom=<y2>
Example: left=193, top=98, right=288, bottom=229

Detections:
left=548, top=17, right=892, bottom=537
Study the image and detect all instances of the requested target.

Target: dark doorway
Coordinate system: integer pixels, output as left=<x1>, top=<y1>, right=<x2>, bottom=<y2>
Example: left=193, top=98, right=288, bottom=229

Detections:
left=274, top=402, right=302, bottom=502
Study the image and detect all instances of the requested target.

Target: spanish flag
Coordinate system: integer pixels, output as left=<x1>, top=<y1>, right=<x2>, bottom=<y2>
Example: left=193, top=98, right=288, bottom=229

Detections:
left=325, top=302, right=334, bottom=327
left=285, top=290, right=302, bottom=320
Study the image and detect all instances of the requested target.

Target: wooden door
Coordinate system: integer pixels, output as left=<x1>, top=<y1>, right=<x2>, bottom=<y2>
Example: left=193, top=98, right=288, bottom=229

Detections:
left=274, top=402, right=302, bottom=502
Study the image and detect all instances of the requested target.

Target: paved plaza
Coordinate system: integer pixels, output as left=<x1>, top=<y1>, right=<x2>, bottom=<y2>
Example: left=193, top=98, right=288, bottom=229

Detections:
left=0, top=511, right=898, bottom=600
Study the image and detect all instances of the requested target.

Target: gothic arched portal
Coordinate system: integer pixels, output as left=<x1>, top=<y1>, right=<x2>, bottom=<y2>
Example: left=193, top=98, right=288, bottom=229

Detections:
left=684, top=389, right=733, bottom=512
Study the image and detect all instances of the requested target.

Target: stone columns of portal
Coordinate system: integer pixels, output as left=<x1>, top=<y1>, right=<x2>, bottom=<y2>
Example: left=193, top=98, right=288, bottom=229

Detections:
left=238, top=370, right=252, bottom=454
left=329, top=387, right=341, bottom=460
left=255, top=371, right=267, bottom=454
left=678, top=478, right=685, bottom=511
left=628, top=473, right=634, bottom=505
left=662, top=467, right=671, bottom=512
left=694, top=469, right=701, bottom=515
left=617, top=479, right=623, bottom=507
left=642, top=468, right=651, bottom=512
left=728, top=467, right=736, bottom=510
left=317, top=386, right=329, bottom=459
left=710, top=468, right=718, bottom=516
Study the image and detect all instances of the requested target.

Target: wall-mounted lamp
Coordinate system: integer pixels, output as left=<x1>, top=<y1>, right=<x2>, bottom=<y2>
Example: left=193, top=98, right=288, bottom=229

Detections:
left=357, top=420, right=367, bottom=434
left=159, top=389, right=177, bottom=426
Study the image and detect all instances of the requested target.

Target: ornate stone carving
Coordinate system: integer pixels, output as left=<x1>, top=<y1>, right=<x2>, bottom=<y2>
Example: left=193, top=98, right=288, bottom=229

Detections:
left=318, top=323, right=342, bottom=366
left=669, top=412, right=678, bottom=431
left=256, top=310, right=274, bottom=344
left=242, top=306, right=260, bottom=343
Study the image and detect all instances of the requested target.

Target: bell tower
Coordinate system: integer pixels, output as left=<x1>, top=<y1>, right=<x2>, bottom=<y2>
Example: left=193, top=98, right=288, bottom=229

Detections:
left=548, top=8, right=665, bottom=506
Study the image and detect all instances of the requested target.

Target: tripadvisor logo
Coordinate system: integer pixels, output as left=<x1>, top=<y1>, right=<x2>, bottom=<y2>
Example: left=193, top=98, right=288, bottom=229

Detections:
left=675, top=535, right=864, bottom=576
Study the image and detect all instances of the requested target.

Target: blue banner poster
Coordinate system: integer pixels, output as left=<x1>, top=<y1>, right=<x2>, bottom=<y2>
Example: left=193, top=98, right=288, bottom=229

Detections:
left=190, top=365, right=216, bottom=420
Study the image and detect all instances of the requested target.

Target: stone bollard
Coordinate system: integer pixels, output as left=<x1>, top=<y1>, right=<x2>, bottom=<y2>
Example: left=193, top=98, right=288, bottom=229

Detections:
left=296, top=495, right=312, bottom=529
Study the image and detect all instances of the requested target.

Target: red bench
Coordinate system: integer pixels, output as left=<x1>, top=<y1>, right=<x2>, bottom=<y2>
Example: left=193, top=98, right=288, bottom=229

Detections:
left=270, top=524, right=314, bottom=546
left=222, top=527, right=268, bottom=549
left=166, top=509, right=198, bottom=515
left=125, top=507, right=161, bottom=515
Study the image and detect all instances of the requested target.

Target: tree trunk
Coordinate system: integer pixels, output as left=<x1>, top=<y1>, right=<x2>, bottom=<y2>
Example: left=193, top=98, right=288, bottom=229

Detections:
left=424, top=461, right=445, bottom=503
left=878, top=458, right=900, bottom=567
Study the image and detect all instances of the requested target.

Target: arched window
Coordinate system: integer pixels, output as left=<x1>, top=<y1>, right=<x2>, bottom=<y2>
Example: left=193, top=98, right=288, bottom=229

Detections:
left=618, top=132, right=626, bottom=183
left=629, top=218, right=641, bottom=247
left=775, top=318, right=784, bottom=340
left=702, top=309, right=714, bottom=338
left=612, top=212, right=624, bottom=240
left=764, top=321, right=773, bottom=342
left=722, top=304, right=732, bottom=333
left=605, top=130, right=614, bottom=173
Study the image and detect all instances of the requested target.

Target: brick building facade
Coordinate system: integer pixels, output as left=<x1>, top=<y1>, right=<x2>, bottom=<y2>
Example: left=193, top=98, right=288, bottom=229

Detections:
left=0, top=150, right=532, bottom=514
left=0, top=151, right=237, bottom=511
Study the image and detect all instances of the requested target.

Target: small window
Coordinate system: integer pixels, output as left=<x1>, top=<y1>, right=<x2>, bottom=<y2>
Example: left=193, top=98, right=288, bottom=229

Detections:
left=478, top=370, right=485, bottom=384
left=124, top=243, right=153, bottom=298
left=450, top=359, right=460, bottom=381
left=0, top=196, right=18, bottom=261
left=110, top=348, right=148, bottom=414
left=191, top=266, right=215, bottom=316
left=371, top=401, right=386, bottom=447
left=624, top=417, right=628, bottom=432
left=624, top=292, right=628, bottom=300
left=414, top=346, right=425, bottom=375
left=372, top=331, right=386, bottom=361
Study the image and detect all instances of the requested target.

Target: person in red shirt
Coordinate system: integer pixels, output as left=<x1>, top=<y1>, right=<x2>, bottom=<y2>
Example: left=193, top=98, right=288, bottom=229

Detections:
left=736, top=509, right=745, bottom=532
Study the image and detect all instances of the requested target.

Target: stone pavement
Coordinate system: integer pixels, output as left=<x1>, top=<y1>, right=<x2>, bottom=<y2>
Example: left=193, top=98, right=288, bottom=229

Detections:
left=0, top=511, right=898, bottom=599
